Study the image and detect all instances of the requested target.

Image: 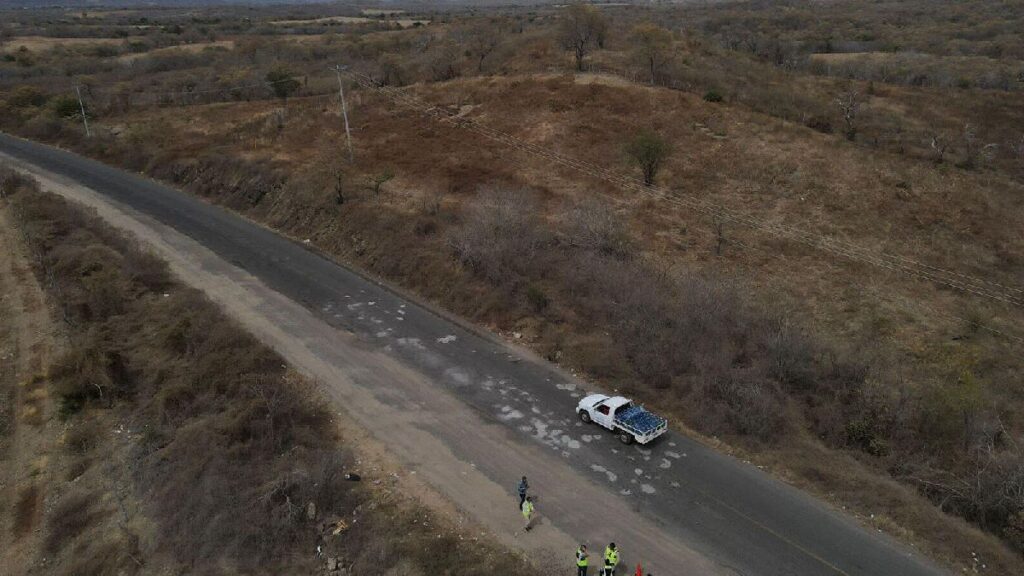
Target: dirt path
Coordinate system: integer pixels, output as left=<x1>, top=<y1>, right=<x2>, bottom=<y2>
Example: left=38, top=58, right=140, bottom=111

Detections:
left=0, top=199, right=61, bottom=574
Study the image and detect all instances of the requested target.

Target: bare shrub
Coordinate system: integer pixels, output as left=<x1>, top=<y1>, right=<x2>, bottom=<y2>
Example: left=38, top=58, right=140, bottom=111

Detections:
left=65, top=420, right=102, bottom=455
left=447, top=185, right=549, bottom=287
left=698, top=367, right=788, bottom=440
left=560, top=198, right=632, bottom=258
left=901, top=450, right=1024, bottom=542
left=959, top=123, right=997, bottom=170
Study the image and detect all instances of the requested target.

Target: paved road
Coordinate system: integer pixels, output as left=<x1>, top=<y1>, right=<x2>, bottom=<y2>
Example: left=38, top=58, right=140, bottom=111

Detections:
left=0, top=133, right=946, bottom=576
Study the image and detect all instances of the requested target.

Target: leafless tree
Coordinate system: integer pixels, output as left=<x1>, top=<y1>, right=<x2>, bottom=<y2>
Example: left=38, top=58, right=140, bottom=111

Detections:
left=459, top=21, right=504, bottom=73
left=713, top=216, right=728, bottom=256
left=559, top=3, right=608, bottom=72
left=929, top=131, right=951, bottom=163
left=960, top=123, right=997, bottom=170
left=629, top=24, right=674, bottom=85
left=378, top=53, right=406, bottom=86
left=834, top=88, right=863, bottom=141
left=1010, top=135, right=1024, bottom=171
left=427, top=40, right=460, bottom=82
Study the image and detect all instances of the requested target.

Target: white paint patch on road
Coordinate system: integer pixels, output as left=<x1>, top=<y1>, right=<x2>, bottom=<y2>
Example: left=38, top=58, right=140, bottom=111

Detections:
left=591, top=464, right=618, bottom=483
left=347, top=302, right=363, bottom=310
left=443, top=367, right=470, bottom=385
left=659, top=458, right=672, bottom=470
left=560, top=435, right=582, bottom=450
left=634, top=468, right=643, bottom=476
left=499, top=408, right=525, bottom=421
left=581, top=435, right=593, bottom=443
left=556, top=383, right=577, bottom=391
left=620, top=489, right=632, bottom=496
left=531, top=419, right=549, bottom=440
left=396, top=337, right=425, bottom=349
left=641, top=484, right=656, bottom=494
left=666, top=451, right=682, bottom=459
left=437, top=335, right=457, bottom=344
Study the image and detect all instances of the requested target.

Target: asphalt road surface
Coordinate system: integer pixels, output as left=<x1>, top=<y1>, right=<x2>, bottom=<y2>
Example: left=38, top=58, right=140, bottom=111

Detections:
left=0, top=133, right=946, bottom=576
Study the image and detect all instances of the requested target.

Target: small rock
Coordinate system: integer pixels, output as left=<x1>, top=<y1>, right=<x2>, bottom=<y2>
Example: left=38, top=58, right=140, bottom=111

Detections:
left=306, top=502, right=317, bottom=521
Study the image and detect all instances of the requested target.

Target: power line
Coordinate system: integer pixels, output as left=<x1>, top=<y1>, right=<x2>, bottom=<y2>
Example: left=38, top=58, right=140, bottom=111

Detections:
left=337, top=68, right=1024, bottom=309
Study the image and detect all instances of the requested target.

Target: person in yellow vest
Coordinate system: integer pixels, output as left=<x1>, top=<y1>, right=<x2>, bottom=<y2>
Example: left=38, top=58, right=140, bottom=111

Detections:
left=603, top=542, right=619, bottom=576
left=521, top=496, right=535, bottom=532
left=576, top=544, right=589, bottom=576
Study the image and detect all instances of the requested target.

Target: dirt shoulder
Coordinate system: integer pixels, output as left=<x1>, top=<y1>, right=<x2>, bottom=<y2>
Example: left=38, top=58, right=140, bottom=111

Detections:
left=0, top=196, right=62, bottom=575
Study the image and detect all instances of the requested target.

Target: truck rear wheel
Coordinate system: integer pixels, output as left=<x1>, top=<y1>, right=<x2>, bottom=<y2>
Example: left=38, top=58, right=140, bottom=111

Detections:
left=579, top=410, right=591, bottom=424
left=619, top=431, right=634, bottom=445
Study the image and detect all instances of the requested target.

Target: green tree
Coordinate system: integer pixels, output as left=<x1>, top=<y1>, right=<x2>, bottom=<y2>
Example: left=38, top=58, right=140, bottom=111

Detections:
left=923, top=370, right=986, bottom=453
left=265, top=67, right=300, bottom=104
left=369, top=169, right=395, bottom=197
left=624, top=130, right=672, bottom=186
left=51, top=95, right=82, bottom=119
left=8, top=85, right=48, bottom=108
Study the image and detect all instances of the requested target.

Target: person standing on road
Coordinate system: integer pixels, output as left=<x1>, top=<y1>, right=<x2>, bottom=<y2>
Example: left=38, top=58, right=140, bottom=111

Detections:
left=575, top=544, right=589, bottom=576
left=603, top=543, right=619, bottom=576
left=521, top=496, right=535, bottom=532
left=517, top=475, right=529, bottom=509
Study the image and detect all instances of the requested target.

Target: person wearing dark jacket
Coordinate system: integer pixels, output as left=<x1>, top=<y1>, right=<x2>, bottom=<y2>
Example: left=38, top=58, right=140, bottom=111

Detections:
left=517, top=476, right=529, bottom=509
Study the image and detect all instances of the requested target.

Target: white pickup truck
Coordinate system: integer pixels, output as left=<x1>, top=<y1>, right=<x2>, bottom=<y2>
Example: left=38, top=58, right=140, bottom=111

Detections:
left=576, top=394, right=668, bottom=445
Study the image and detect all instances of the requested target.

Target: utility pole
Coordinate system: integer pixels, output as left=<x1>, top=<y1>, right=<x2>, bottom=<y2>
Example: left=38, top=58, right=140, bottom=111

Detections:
left=332, top=65, right=354, bottom=163
left=74, top=85, right=91, bottom=137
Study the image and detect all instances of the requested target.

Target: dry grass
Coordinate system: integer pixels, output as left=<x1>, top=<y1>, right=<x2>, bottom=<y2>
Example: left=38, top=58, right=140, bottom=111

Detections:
left=3, top=170, right=539, bottom=575
left=271, top=16, right=430, bottom=28
left=3, top=36, right=140, bottom=52
left=116, top=40, right=234, bottom=62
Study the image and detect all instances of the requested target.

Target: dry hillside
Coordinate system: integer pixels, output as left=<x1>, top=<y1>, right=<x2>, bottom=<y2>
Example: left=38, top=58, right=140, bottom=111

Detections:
left=1, top=1, right=1023, bottom=573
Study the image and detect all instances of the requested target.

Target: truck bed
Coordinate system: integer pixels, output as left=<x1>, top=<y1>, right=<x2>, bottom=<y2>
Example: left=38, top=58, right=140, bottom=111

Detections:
left=615, top=405, right=667, bottom=437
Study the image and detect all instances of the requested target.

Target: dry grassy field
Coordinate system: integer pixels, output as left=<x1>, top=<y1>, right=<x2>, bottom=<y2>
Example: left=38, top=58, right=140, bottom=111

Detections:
left=1, top=0, right=1023, bottom=573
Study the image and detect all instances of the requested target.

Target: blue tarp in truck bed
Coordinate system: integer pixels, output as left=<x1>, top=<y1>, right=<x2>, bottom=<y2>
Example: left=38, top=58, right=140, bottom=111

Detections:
left=615, top=405, right=664, bottom=433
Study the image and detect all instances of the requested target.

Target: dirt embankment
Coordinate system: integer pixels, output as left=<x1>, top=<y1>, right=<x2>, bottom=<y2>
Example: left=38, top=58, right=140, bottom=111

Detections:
left=0, top=168, right=540, bottom=576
